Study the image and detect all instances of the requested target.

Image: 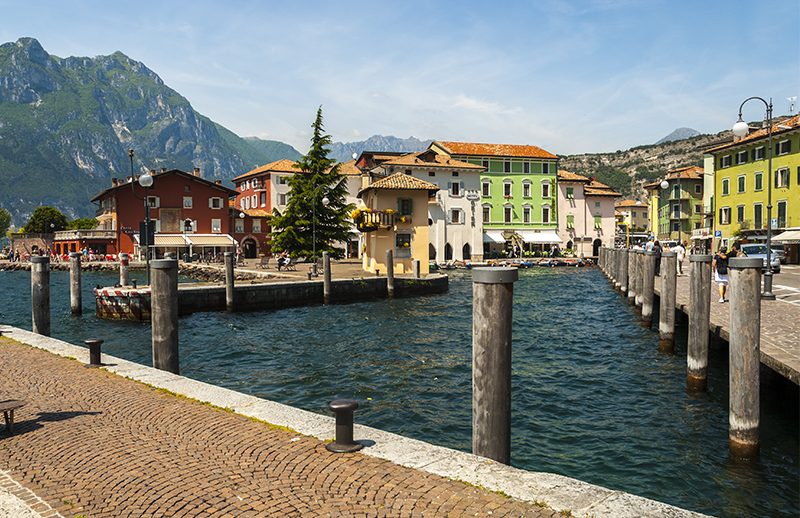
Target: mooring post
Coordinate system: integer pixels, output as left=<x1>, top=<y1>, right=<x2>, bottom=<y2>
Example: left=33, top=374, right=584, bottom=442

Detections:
left=386, top=250, right=395, bottom=298
left=611, top=248, right=619, bottom=288
left=627, top=249, right=636, bottom=306
left=69, top=252, right=82, bottom=316
left=728, top=257, right=762, bottom=459
left=658, top=251, right=677, bottom=351
left=224, top=251, right=235, bottom=312
left=323, top=251, right=332, bottom=305
left=618, top=248, right=628, bottom=296
left=151, top=258, right=179, bottom=374
left=85, top=338, right=104, bottom=367
left=413, top=259, right=421, bottom=279
left=31, top=256, right=50, bottom=336
left=325, top=399, right=364, bottom=453
left=472, top=267, right=518, bottom=465
left=641, top=250, right=656, bottom=328
left=687, top=255, right=712, bottom=391
left=634, top=249, right=645, bottom=312
left=119, top=252, right=130, bottom=286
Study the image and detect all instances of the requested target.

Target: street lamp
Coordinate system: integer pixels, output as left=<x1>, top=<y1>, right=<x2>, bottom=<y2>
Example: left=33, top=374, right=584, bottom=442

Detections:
left=312, top=184, right=329, bottom=277
left=129, top=150, right=154, bottom=285
left=660, top=171, right=681, bottom=246
left=733, top=97, right=775, bottom=300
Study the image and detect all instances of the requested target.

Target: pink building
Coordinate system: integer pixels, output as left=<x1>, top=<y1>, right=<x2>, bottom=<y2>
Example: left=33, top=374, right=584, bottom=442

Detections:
left=557, top=170, right=620, bottom=257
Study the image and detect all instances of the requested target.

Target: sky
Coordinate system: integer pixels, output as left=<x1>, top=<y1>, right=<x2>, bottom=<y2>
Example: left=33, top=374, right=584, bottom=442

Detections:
left=1, top=0, right=799, bottom=156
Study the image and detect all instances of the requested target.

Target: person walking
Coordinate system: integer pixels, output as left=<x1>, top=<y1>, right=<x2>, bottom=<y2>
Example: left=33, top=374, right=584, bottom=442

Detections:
left=653, top=240, right=663, bottom=276
left=713, top=247, right=729, bottom=303
left=674, top=241, right=686, bottom=275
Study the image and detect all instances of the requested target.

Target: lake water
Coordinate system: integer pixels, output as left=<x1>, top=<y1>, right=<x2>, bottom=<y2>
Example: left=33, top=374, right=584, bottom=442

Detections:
left=1, top=267, right=797, bottom=517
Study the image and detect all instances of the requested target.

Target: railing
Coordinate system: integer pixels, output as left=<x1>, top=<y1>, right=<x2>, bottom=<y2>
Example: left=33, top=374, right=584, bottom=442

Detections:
left=54, top=230, right=117, bottom=241
left=353, top=209, right=398, bottom=232
left=96, top=207, right=115, bottom=217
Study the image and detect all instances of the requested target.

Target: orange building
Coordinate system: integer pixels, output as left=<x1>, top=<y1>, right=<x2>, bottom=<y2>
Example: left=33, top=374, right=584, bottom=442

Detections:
left=91, top=168, right=238, bottom=259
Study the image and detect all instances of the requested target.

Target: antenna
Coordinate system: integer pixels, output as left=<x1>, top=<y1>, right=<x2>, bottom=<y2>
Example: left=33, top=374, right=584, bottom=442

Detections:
left=789, top=96, right=797, bottom=115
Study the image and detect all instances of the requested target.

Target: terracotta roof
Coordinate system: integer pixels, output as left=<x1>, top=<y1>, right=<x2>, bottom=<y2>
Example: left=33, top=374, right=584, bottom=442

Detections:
left=433, top=141, right=558, bottom=159
left=336, top=159, right=361, bottom=176
left=91, top=168, right=237, bottom=203
left=557, top=170, right=591, bottom=183
left=584, top=179, right=621, bottom=197
left=357, top=173, right=439, bottom=197
left=616, top=199, right=648, bottom=208
left=643, top=165, right=704, bottom=190
left=707, top=115, right=800, bottom=153
left=380, top=152, right=484, bottom=170
left=242, top=209, right=271, bottom=217
left=232, top=159, right=299, bottom=182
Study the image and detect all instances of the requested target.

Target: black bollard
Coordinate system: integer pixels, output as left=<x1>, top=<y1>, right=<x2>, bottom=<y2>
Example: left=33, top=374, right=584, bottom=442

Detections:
left=85, top=338, right=104, bottom=367
left=326, top=399, right=363, bottom=453
left=151, top=258, right=180, bottom=374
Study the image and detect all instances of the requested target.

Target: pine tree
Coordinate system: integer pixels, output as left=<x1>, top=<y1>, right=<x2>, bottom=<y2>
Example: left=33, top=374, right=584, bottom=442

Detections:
left=268, top=107, right=354, bottom=260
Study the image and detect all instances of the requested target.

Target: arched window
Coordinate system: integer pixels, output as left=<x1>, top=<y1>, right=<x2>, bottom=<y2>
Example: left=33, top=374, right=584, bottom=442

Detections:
left=462, top=243, right=471, bottom=261
left=444, top=243, right=453, bottom=261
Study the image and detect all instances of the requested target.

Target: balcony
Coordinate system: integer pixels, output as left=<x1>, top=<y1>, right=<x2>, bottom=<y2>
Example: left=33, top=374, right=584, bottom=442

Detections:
left=352, top=209, right=398, bottom=233
left=54, top=230, right=117, bottom=241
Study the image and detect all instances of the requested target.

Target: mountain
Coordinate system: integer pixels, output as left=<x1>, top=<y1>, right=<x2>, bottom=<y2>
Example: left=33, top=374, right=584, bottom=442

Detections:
left=243, top=136, right=302, bottom=162
left=327, top=135, right=433, bottom=162
left=655, top=127, right=701, bottom=145
left=0, top=38, right=301, bottom=227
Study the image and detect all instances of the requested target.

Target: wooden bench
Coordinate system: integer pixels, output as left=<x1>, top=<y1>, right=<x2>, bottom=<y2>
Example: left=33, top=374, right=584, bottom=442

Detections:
left=257, top=256, right=271, bottom=269
left=0, top=400, right=25, bottom=434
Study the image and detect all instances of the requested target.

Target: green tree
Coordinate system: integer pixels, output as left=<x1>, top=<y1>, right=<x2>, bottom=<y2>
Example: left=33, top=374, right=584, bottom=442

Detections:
left=66, top=217, right=98, bottom=230
left=21, top=206, right=68, bottom=233
left=0, top=208, right=10, bottom=236
left=268, top=107, right=354, bottom=260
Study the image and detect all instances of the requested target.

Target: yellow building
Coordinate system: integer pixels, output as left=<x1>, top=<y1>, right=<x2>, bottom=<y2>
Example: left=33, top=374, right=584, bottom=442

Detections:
left=356, top=173, right=439, bottom=274
left=615, top=199, right=650, bottom=231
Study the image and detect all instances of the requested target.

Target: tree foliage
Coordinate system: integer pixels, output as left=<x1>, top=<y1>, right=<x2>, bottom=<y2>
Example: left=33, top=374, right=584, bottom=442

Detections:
left=66, top=217, right=98, bottom=230
left=268, top=107, right=355, bottom=260
left=0, top=208, right=10, bottom=236
left=21, top=206, right=68, bottom=233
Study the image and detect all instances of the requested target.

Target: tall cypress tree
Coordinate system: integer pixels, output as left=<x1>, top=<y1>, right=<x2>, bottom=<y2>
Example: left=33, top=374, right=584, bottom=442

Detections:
left=268, top=107, right=354, bottom=260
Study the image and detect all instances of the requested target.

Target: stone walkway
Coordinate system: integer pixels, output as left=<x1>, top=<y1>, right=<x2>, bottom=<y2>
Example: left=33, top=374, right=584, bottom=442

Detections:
left=0, top=336, right=560, bottom=518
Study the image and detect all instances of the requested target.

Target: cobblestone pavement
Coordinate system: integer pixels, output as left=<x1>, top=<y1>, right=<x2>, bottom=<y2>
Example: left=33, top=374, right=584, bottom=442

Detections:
left=0, top=338, right=559, bottom=518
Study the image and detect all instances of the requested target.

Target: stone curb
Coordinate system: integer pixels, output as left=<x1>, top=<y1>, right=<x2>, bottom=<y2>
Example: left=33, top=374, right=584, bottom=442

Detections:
left=0, top=326, right=714, bottom=518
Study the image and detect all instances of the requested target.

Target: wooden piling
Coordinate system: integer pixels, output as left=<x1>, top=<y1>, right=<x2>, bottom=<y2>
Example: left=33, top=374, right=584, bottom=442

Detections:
left=687, top=255, right=712, bottom=391
left=658, top=251, right=677, bottom=351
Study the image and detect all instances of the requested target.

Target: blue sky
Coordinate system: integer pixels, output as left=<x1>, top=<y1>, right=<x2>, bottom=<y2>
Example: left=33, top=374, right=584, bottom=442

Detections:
left=1, top=0, right=798, bottom=156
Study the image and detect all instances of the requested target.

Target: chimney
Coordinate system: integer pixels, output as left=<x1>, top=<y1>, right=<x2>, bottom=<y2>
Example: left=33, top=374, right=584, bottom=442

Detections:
left=194, top=167, right=200, bottom=176
left=215, top=180, right=222, bottom=185
left=126, top=176, right=132, bottom=183
left=161, top=167, right=167, bottom=174
left=111, top=178, right=118, bottom=187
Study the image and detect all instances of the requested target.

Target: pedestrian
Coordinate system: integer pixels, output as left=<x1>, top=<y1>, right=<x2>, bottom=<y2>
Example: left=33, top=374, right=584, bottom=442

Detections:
left=674, top=241, right=686, bottom=274
left=713, top=246, right=729, bottom=303
left=653, top=240, right=663, bottom=276
left=645, top=237, right=655, bottom=251
left=730, top=241, right=746, bottom=257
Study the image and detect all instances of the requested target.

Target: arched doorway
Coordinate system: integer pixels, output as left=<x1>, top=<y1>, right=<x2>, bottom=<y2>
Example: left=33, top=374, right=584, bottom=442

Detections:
left=593, top=239, right=602, bottom=257
left=243, top=238, right=258, bottom=258
left=444, top=243, right=453, bottom=261
left=429, top=244, right=436, bottom=261
left=462, top=243, right=471, bottom=261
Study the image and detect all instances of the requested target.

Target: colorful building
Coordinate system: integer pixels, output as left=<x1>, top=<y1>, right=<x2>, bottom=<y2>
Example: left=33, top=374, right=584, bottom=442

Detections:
left=614, top=199, right=650, bottom=232
left=356, top=173, right=438, bottom=274
left=557, top=170, right=620, bottom=256
left=427, top=141, right=560, bottom=257
left=644, top=166, right=706, bottom=246
left=707, top=115, right=800, bottom=259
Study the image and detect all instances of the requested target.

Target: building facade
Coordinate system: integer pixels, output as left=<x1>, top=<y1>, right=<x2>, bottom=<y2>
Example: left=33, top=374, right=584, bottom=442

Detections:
left=557, top=170, right=620, bottom=256
left=645, top=166, right=706, bottom=246
left=615, top=199, right=650, bottom=232
left=428, top=141, right=560, bottom=257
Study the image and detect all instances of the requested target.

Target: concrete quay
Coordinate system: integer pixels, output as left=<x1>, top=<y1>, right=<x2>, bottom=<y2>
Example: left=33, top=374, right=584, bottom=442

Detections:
left=0, top=327, right=712, bottom=518
left=653, top=272, right=800, bottom=385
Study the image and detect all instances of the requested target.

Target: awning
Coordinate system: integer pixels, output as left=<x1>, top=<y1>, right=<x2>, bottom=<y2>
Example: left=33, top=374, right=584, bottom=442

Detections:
left=132, top=234, right=190, bottom=246
left=186, top=235, right=236, bottom=246
left=483, top=232, right=505, bottom=243
left=521, top=231, right=563, bottom=244
left=772, top=230, right=800, bottom=244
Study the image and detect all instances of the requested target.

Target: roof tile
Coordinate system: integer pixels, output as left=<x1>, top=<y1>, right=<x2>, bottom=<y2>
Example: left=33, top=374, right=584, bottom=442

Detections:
left=434, top=141, right=558, bottom=159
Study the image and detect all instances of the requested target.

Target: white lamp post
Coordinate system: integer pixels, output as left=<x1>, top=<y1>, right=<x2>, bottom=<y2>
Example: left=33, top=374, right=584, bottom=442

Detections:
left=129, top=150, right=154, bottom=284
left=660, top=171, right=681, bottom=246
left=733, top=97, right=775, bottom=300
left=312, top=184, right=329, bottom=277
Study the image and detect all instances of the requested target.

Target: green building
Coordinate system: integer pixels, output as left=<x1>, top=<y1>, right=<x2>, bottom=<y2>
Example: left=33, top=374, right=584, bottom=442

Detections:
left=645, top=166, right=708, bottom=246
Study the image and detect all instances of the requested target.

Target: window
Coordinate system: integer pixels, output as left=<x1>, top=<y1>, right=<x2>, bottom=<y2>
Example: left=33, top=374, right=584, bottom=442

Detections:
left=450, top=209, right=462, bottom=224
left=243, top=197, right=250, bottom=210
left=503, top=182, right=512, bottom=197
left=252, top=219, right=261, bottom=233
left=251, top=195, right=257, bottom=207
left=737, top=175, right=746, bottom=193
left=673, top=184, right=681, bottom=199
left=737, top=205, right=745, bottom=223
left=209, top=197, right=223, bottom=209
left=720, top=155, right=732, bottom=168
left=736, top=151, right=748, bottom=165
left=504, top=161, right=511, bottom=173
left=694, top=222, right=701, bottom=229
left=482, top=181, right=490, bottom=197
left=482, top=206, right=490, bottom=222
left=543, top=205, right=551, bottom=223
left=235, top=219, right=244, bottom=233
left=695, top=204, right=702, bottom=214
left=754, top=146, right=765, bottom=160
left=184, top=219, right=195, bottom=233
left=504, top=206, right=512, bottom=223
left=212, top=219, right=221, bottom=233
left=752, top=172, right=762, bottom=191
left=594, top=215, right=602, bottom=229
left=720, top=207, right=731, bottom=225
left=278, top=176, right=289, bottom=185
left=147, top=196, right=159, bottom=208
left=632, top=211, right=637, bottom=218
left=451, top=182, right=460, bottom=196
left=428, top=171, right=435, bottom=177
left=184, top=196, right=194, bottom=208
left=672, top=204, right=680, bottom=218
left=566, top=187, right=574, bottom=199
left=594, top=201, right=601, bottom=208
left=482, top=160, right=489, bottom=169
left=542, top=162, right=550, bottom=174
left=754, top=203, right=763, bottom=229
left=184, top=185, right=191, bottom=192
left=695, top=184, right=702, bottom=194
left=777, top=140, right=791, bottom=156
left=523, top=206, right=531, bottom=223
left=722, top=178, right=730, bottom=196
left=566, top=214, right=574, bottom=229
left=672, top=221, right=680, bottom=232
left=522, top=182, right=531, bottom=197
left=260, top=193, right=266, bottom=206
left=452, top=171, right=459, bottom=177
left=398, top=198, right=413, bottom=215
left=523, top=163, right=530, bottom=174
left=542, top=181, right=551, bottom=198
left=279, top=193, right=288, bottom=205
left=778, top=200, right=787, bottom=228
left=396, top=233, right=412, bottom=258
left=776, top=168, right=789, bottom=188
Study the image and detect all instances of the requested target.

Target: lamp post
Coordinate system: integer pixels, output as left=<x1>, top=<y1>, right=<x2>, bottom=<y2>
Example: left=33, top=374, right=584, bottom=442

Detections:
left=312, top=184, right=330, bottom=277
left=733, top=97, right=775, bottom=300
left=661, top=171, right=681, bottom=246
left=129, top=150, right=154, bottom=285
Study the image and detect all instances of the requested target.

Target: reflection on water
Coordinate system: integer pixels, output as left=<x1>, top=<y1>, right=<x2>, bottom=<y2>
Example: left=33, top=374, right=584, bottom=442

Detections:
left=0, top=267, right=797, bottom=518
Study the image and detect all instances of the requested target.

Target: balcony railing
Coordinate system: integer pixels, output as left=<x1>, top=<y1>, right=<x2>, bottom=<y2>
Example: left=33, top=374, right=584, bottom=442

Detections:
left=54, top=230, right=117, bottom=241
left=353, top=209, right=398, bottom=233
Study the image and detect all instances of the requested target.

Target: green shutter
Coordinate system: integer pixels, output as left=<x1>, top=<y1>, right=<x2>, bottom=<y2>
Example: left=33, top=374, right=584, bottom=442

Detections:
left=409, top=199, right=413, bottom=215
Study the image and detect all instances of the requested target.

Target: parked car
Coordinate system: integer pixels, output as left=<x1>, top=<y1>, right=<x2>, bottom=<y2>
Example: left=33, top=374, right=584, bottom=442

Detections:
left=740, top=244, right=781, bottom=273
left=771, top=243, right=789, bottom=264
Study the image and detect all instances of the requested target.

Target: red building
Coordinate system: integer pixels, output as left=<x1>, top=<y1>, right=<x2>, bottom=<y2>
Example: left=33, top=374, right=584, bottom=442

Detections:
left=91, top=168, right=238, bottom=259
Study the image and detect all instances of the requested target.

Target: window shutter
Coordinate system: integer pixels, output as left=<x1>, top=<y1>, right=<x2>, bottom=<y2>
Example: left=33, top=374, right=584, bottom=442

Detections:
left=209, top=198, right=213, bottom=208
left=447, top=181, right=452, bottom=190
left=775, top=170, right=779, bottom=189
left=409, top=199, right=413, bottom=215
left=397, top=198, right=402, bottom=213
left=192, top=220, right=197, bottom=233
left=797, top=166, right=800, bottom=185
left=460, top=181, right=464, bottom=192
left=719, top=208, right=723, bottom=224
left=789, top=141, right=793, bottom=153
left=776, top=143, right=780, bottom=155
